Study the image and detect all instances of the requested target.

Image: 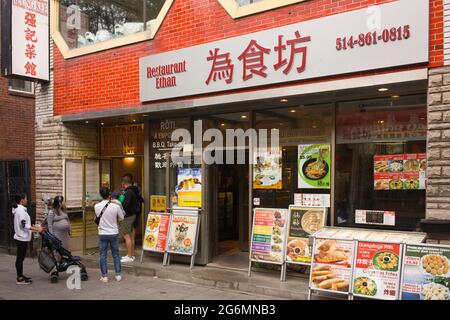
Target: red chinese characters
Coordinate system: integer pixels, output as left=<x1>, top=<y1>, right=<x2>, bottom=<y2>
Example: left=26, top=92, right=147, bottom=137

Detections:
left=24, top=12, right=38, bottom=76
left=238, top=40, right=271, bottom=81
left=205, top=49, right=234, bottom=85
left=205, top=31, right=311, bottom=85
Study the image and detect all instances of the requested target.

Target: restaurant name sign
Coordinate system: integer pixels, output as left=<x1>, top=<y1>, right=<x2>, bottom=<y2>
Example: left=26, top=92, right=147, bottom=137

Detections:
left=101, top=124, right=144, bottom=157
left=1, top=0, right=50, bottom=82
left=140, top=0, right=428, bottom=102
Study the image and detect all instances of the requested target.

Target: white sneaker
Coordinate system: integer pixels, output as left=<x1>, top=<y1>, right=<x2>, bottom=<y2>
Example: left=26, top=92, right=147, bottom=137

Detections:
left=131, top=256, right=136, bottom=261
left=121, top=256, right=134, bottom=263
left=115, top=275, right=122, bottom=282
left=100, top=277, right=108, bottom=283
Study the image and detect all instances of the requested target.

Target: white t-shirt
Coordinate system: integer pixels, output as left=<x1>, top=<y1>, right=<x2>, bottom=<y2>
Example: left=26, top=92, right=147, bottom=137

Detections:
left=94, top=200, right=125, bottom=235
left=13, top=205, right=32, bottom=242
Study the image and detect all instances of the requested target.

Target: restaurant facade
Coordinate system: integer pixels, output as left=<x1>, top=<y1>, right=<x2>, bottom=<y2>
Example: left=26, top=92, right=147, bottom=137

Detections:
left=34, top=0, right=450, bottom=265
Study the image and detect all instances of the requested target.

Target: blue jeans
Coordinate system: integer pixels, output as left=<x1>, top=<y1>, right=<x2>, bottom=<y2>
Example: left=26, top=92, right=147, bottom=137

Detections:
left=99, top=234, right=121, bottom=277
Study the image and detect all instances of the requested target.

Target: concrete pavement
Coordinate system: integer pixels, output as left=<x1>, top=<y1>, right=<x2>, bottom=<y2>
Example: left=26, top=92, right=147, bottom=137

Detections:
left=0, top=254, right=280, bottom=300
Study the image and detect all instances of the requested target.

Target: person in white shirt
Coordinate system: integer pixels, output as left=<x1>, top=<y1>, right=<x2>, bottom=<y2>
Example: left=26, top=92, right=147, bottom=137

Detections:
left=95, top=187, right=125, bottom=283
left=12, top=193, right=40, bottom=285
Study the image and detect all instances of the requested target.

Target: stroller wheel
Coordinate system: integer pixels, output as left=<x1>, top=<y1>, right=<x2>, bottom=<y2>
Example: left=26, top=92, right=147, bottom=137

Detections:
left=50, top=271, right=59, bottom=283
left=81, top=270, right=88, bottom=281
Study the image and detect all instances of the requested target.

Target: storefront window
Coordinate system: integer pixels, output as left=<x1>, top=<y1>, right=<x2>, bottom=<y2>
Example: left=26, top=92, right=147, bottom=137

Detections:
left=335, top=95, right=427, bottom=231
left=59, top=0, right=167, bottom=49
left=254, top=104, right=333, bottom=209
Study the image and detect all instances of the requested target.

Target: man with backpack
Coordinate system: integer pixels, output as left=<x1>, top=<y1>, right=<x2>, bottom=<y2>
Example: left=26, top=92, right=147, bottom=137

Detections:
left=122, top=173, right=144, bottom=262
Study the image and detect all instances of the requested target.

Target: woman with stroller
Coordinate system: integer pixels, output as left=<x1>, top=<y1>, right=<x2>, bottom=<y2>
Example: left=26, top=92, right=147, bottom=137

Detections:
left=47, top=195, right=71, bottom=250
left=12, top=193, right=41, bottom=285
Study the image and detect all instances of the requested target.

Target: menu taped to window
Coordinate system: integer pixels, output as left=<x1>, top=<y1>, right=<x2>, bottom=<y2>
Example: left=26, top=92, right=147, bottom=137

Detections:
left=374, top=154, right=426, bottom=191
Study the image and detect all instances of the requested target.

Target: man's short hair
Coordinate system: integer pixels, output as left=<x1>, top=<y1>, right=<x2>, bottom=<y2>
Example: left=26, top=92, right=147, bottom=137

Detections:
left=123, top=173, right=133, bottom=181
left=121, top=176, right=132, bottom=185
left=100, top=187, right=111, bottom=199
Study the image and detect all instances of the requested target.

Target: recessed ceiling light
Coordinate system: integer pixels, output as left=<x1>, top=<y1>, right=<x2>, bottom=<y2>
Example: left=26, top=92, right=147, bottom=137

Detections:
left=378, top=88, right=389, bottom=92
left=241, top=115, right=248, bottom=119
left=280, top=99, right=289, bottom=103
left=101, top=123, right=104, bottom=126
left=290, top=110, right=296, bottom=113
left=85, top=121, right=89, bottom=124
left=132, top=119, right=136, bottom=122
left=391, top=95, right=400, bottom=99
left=221, top=123, right=226, bottom=127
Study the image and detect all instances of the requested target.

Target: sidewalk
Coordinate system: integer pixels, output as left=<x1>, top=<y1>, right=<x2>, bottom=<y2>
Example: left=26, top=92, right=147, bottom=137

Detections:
left=80, top=248, right=310, bottom=300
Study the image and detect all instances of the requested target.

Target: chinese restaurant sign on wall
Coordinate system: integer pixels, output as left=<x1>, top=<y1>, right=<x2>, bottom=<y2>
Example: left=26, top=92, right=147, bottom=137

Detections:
left=140, top=0, right=428, bottom=102
left=1, top=0, right=50, bottom=82
left=101, top=124, right=144, bottom=157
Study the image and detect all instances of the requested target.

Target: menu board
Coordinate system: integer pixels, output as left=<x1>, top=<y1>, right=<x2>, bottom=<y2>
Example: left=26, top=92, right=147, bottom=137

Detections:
left=143, top=213, right=171, bottom=253
left=167, top=211, right=199, bottom=255
left=374, top=154, right=426, bottom=190
left=253, top=148, right=282, bottom=189
left=401, top=244, right=450, bottom=300
left=298, top=144, right=331, bottom=189
left=286, top=206, right=326, bottom=264
left=352, top=242, right=402, bottom=300
left=310, top=239, right=354, bottom=294
left=177, top=168, right=202, bottom=207
left=250, top=208, right=288, bottom=265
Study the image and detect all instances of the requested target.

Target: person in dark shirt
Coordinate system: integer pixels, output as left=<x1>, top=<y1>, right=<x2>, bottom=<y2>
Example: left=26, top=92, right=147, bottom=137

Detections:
left=119, top=176, right=138, bottom=263
left=122, top=173, right=144, bottom=261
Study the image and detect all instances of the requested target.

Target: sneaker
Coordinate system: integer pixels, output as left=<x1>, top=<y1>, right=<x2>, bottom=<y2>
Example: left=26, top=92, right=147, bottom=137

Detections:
left=22, top=276, right=33, bottom=283
left=100, top=277, right=108, bottom=283
left=131, top=256, right=136, bottom=261
left=16, top=277, right=32, bottom=285
left=121, top=256, right=134, bottom=263
left=115, top=275, right=122, bottom=282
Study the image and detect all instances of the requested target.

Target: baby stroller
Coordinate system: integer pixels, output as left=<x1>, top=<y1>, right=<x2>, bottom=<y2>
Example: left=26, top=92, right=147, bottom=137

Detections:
left=38, top=230, right=89, bottom=283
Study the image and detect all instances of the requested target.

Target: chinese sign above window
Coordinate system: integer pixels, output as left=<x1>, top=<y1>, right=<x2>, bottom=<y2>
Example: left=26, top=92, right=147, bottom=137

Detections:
left=1, top=0, right=50, bottom=82
left=139, top=0, right=428, bottom=103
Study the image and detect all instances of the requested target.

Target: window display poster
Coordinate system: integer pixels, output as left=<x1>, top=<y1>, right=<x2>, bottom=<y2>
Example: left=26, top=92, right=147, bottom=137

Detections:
left=310, top=239, right=354, bottom=294
left=143, top=213, right=171, bottom=253
left=253, top=148, right=282, bottom=189
left=401, top=244, right=450, bottom=300
left=374, top=153, right=426, bottom=191
left=177, top=168, right=202, bottom=207
left=355, top=210, right=395, bottom=226
left=286, top=206, right=326, bottom=264
left=353, top=241, right=402, bottom=300
left=250, top=208, right=288, bottom=265
left=294, top=193, right=331, bottom=207
left=298, top=144, right=331, bottom=189
left=167, top=214, right=199, bottom=255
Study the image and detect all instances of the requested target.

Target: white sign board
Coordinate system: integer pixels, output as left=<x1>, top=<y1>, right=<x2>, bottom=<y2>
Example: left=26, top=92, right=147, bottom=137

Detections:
left=10, top=0, right=49, bottom=81
left=140, top=0, right=428, bottom=102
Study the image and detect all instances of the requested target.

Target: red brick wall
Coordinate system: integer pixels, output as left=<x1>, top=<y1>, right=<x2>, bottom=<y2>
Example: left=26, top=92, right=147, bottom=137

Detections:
left=0, top=23, right=36, bottom=201
left=54, top=0, right=443, bottom=115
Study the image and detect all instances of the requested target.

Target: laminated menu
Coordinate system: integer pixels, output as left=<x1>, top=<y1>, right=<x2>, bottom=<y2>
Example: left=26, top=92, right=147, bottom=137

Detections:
left=310, top=239, right=354, bottom=294
left=352, top=241, right=402, bottom=300
left=250, top=208, right=288, bottom=265
left=401, top=244, right=450, bottom=300
left=374, top=153, right=426, bottom=190
left=143, top=213, right=171, bottom=253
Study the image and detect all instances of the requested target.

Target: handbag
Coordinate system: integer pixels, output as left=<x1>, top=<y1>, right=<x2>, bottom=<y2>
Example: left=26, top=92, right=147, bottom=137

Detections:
left=94, top=201, right=110, bottom=225
left=38, top=247, right=55, bottom=274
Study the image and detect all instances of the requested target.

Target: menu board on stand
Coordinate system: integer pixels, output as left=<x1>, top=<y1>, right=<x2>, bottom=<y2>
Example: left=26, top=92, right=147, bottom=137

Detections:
left=140, top=212, right=171, bottom=264
left=248, top=208, right=288, bottom=280
left=351, top=241, right=402, bottom=300
left=165, top=207, right=201, bottom=269
left=400, top=243, right=450, bottom=301
left=308, top=237, right=356, bottom=299
left=283, top=206, right=327, bottom=281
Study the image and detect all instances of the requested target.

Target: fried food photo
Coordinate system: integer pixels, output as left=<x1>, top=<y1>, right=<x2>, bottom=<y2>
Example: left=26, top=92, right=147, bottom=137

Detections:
left=421, top=254, right=450, bottom=276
